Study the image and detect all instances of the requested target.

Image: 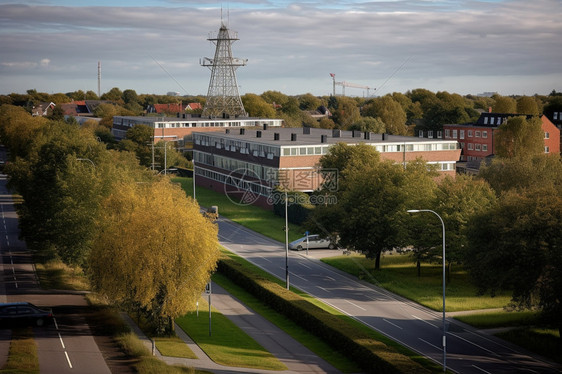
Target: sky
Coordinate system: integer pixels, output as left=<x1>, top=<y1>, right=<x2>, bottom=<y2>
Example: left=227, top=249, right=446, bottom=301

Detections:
left=1, top=0, right=561, bottom=97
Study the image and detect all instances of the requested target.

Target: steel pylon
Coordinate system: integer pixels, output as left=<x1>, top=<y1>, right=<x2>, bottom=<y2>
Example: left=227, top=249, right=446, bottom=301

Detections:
left=201, top=23, right=248, bottom=118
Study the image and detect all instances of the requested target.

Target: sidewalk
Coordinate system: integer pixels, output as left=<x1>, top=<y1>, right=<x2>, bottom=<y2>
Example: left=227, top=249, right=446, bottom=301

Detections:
left=124, top=282, right=342, bottom=374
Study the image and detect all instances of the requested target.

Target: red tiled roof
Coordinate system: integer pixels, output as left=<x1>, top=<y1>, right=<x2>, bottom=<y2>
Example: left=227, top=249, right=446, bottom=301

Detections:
left=153, top=103, right=185, bottom=113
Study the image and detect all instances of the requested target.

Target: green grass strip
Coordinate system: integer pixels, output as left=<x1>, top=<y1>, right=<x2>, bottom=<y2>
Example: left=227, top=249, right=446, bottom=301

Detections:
left=172, top=177, right=303, bottom=243
left=322, top=253, right=513, bottom=312
left=212, top=272, right=361, bottom=373
left=176, top=298, right=287, bottom=371
left=154, top=336, right=197, bottom=359
left=0, top=327, right=39, bottom=373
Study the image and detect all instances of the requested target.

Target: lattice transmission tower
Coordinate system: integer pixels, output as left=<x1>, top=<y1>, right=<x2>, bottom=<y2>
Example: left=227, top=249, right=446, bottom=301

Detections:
left=201, top=23, right=248, bottom=118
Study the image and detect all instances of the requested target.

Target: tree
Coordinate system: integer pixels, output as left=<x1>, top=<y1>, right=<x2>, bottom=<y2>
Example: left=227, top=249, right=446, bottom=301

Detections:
left=242, top=94, right=276, bottom=118
left=298, top=93, right=322, bottom=111
left=328, top=96, right=361, bottom=129
left=492, top=95, right=517, bottom=113
left=495, top=116, right=544, bottom=158
left=516, top=96, right=539, bottom=115
left=121, top=124, right=154, bottom=168
left=362, top=95, right=407, bottom=134
left=433, top=175, right=496, bottom=280
left=348, top=117, right=385, bottom=133
left=465, top=186, right=562, bottom=336
left=260, top=90, right=288, bottom=107
left=88, top=179, right=219, bottom=334
left=101, top=87, right=123, bottom=102
left=479, top=154, right=562, bottom=194
left=122, top=89, right=139, bottom=105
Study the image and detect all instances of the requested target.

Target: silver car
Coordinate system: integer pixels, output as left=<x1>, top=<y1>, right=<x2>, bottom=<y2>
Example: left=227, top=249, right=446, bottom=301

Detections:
left=289, top=235, right=336, bottom=251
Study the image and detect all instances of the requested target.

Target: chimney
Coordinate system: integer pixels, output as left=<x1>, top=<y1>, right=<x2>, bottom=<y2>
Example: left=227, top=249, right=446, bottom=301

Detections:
left=274, top=133, right=280, bottom=141
left=352, top=130, right=361, bottom=138
left=182, top=113, right=186, bottom=119
left=176, top=113, right=180, bottom=118
left=291, top=133, right=297, bottom=141
left=240, top=128, right=245, bottom=135
left=364, top=132, right=371, bottom=140
left=382, top=133, right=387, bottom=141
left=332, top=129, right=341, bottom=138
left=225, top=129, right=230, bottom=134
left=263, top=123, right=268, bottom=130
left=303, top=127, right=311, bottom=135
left=321, top=135, right=328, bottom=143
left=256, top=130, right=262, bottom=138
left=488, top=107, right=492, bottom=113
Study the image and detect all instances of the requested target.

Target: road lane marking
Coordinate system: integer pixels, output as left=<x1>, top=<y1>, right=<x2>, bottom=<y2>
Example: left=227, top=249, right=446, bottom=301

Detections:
left=412, top=315, right=438, bottom=328
left=449, top=331, right=499, bottom=356
left=345, top=300, right=366, bottom=311
left=58, top=332, right=66, bottom=348
left=325, top=276, right=336, bottom=281
left=383, top=318, right=403, bottom=330
left=316, top=286, right=330, bottom=293
left=53, top=317, right=59, bottom=330
left=259, top=256, right=271, bottom=262
left=472, top=365, right=492, bottom=374
left=419, top=337, right=440, bottom=350
left=299, top=263, right=311, bottom=269
left=64, top=351, right=73, bottom=368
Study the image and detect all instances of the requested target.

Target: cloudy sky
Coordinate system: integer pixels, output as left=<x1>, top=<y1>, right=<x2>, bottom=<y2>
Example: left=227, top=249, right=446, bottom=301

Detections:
left=1, top=0, right=561, bottom=97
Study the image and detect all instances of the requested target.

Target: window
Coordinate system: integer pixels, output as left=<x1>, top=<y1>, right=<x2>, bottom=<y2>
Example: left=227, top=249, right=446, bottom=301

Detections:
left=468, top=130, right=473, bottom=137
left=419, top=130, right=424, bottom=138
left=545, top=132, right=550, bottom=139
left=490, top=117, right=495, bottom=125
left=475, top=131, right=481, bottom=138
left=482, top=144, right=488, bottom=152
left=460, top=130, right=465, bottom=139
left=452, top=130, right=458, bottom=138
left=554, top=112, right=559, bottom=120
left=484, top=117, right=488, bottom=125
left=475, top=144, right=481, bottom=151
left=428, top=130, right=433, bottom=138
left=468, top=143, right=474, bottom=150
left=545, top=146, right=550, bottom=153
left=445, top=129, right=450, bottom=138
left=460, top=142, right=465, bottom=149
left=482, top=131, right=487, bottom=138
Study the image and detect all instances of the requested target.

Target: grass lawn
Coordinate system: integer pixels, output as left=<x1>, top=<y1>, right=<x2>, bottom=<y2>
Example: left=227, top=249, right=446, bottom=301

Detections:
left=496, top=328, right=561, bottom=364
left=176, top=298, right=287, bottom=371
left=321, top=252, right=513, bottom=312
left=172, top=177, right=303, bottom=243
left=453, top=310, right=541, bottom=329
left=154, top=336, right=197, bottom=359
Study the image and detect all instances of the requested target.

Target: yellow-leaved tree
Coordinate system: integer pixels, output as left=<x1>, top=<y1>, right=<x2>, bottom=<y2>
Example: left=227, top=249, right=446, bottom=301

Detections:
left=88, top=178, right=219, bottom=334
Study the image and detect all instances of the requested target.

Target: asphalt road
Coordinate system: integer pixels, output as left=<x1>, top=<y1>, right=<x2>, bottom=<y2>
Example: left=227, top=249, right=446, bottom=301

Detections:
left=217, top=216, right=562, bottom=374
left=0, top=159, right=111, bottom=374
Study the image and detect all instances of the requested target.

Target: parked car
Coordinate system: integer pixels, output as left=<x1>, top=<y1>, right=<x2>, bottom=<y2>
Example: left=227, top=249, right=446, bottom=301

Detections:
left=0, top=302, right=54, bottom=327
left=289, top=234, right=336, bottom=251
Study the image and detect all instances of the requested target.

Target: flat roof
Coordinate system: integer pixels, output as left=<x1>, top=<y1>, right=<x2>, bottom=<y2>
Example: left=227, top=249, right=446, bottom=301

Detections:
left=114, top=115, right=282, bottom=123
left=194, top=127, right=456, bottom=147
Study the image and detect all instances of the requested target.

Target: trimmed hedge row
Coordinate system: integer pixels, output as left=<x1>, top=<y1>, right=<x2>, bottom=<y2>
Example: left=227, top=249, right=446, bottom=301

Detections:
left=217, top=256, right=431, bottom=374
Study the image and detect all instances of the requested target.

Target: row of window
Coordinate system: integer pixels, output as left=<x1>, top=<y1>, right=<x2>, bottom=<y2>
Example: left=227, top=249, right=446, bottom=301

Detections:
left=483, top=116, right=505, bottom=125
left=460, top=143, right=489, bottom=152
left=194, top=151, right=279, bottom=183
left=445, top=129, right=488, bottom=139
left=155, top=119, right=282, bottom=129
left=195, top=135, right=282, bottom=158
left=195, top=167, right=272, bottom=197
left=552, top=112, right=561, bottom=120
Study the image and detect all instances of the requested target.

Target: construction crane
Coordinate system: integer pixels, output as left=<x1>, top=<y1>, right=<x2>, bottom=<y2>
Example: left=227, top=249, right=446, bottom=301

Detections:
left=330, top=73, right=373, bottom=97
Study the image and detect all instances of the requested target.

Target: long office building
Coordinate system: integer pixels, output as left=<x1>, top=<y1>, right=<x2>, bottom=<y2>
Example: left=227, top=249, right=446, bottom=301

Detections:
left=193, top=126, right=461, bottom=209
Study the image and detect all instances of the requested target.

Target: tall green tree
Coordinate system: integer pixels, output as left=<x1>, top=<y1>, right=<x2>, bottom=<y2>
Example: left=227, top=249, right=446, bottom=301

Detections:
left=495, top=116, right=544, bottom=158
left=465, top=186, right=562, bottom=336
left=516, top=96, right=539, bottom=115
left=362, top=95, right=407, bottom=134
left=492, top=95, right=517, bottom=113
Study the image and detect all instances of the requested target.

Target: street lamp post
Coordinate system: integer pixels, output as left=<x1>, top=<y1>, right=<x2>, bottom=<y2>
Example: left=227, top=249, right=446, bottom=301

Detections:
left=407, top=209, right=447, bottom=372
left=285, top=190, right=289, bottom=290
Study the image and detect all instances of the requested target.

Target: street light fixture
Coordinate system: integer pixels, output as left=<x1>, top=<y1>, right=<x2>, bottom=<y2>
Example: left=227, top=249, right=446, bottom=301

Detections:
left=407, top=209, right=447, bottom=372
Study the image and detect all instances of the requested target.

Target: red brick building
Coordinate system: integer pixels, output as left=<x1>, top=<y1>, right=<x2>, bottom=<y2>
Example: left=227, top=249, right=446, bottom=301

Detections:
left=443, top=112, right=560, bottom=163
left=193, top=127, right=462, bottom=209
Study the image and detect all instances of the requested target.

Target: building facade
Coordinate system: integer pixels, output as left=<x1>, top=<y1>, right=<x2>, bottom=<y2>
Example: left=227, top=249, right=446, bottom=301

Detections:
left=193, top=127, right=461, bottom=209
left=112, top=115, right=283, bottom=146
left=443, top=113, right=560, bottom=162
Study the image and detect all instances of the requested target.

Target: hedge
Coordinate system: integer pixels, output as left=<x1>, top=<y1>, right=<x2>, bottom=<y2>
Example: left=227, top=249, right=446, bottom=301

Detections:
left=217, top=257, right=431, bottom=374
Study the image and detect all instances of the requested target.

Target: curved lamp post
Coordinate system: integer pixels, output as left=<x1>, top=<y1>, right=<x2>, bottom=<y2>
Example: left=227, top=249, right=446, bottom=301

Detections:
left=76, top=158, right=95, bottom=168
left=407, top=209, right=446, bottom=372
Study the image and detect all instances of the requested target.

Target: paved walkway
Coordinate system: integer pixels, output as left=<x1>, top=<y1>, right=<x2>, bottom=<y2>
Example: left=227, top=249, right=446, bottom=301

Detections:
left=124, top=281, right=342, bottom=374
